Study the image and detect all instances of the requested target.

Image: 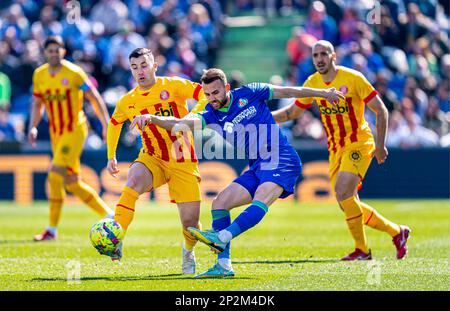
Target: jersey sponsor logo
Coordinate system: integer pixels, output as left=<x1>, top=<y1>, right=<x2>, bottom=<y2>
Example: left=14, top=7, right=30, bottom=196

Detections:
left=231, top=106, right=257, bottom=125
left=350, top=150, right=362, bottom=162
left=238, top=98, right=248, bottom=107
left=154, top=105, right=175, bottom=116
left=319, top=104, right=349, bottom=115
left=339, top=85, right=348, bottom=94
left=43, top=92, right=68, bottom=102
left=160, top=90, right=170, bottom=100
left=61, top=78, right=69, bottom=86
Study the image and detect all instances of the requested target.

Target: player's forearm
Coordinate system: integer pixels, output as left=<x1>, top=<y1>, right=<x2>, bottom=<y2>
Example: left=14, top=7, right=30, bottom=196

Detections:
left=87, top=89, right=110, bottom=127
left=272, top=104, right=302, bottom=123
left=150, top=115, right=197, bottom=131
left=273, top=86, right=329, bottom=100
left=106, top=121, right=123, bottom=159
left=375, top=107, right=388, bottom=148
left=28, top=100, right=44, bottom=131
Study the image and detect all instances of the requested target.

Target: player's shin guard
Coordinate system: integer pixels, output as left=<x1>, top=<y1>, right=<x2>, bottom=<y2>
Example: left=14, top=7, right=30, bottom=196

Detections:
left=114, top=186, right=139, bottom=231
left=339, top=196, right=369, bottom=253
left=360, top=201, right=401, bottom=237
left=212, top=210, right=231, bottom=261
left=65, top=180, right=112, bottom=217
left=225, top=201, right=268, bottom=240
left=48, top=171, right=66, bottom=227
left=183, top=222, right=202, bottom=251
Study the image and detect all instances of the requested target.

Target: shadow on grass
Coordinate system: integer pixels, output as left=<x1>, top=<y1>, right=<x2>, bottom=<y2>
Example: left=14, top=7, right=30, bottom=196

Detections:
left=30, top=273, right=249, bottom=282
left=232, top=258, right=340, bottom=265
left=0, top=239, right=36, bottom=245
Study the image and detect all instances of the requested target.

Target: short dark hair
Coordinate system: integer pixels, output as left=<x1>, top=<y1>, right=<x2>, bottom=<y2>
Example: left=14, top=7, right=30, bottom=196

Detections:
left=44, top=36, right=65, bottom=49
left=200, top=68, right=227, bottom=85
left=129, top=48, right=154, bottom=61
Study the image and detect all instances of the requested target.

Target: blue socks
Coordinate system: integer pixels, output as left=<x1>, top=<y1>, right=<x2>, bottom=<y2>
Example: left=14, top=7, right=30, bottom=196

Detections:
left=226, top=200, right=268, bottom=239
left=212, top=209, right=231, bottom=260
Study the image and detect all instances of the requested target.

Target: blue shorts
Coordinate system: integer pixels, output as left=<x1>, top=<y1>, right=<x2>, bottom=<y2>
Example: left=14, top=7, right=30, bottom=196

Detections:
left=234, top=147, right=301, bottom=199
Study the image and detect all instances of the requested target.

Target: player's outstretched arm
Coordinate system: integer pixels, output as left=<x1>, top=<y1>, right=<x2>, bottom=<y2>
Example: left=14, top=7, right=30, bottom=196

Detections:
left=129, top=114, right=201, bottom=132
left=85, top=86, right=110, bottom=141
left=27, top=97, right=45, bottom=148
left=367, top=95, right=389, bottom=164
left=271, top=85, right=344, bottom=106
left=272, top=103, right=305, bottom=123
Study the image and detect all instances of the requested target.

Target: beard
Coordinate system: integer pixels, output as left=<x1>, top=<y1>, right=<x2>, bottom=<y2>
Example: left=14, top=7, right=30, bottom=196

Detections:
left=316, top=61, right=331, bottom=74
left=212, top=97, right=228, bottom=109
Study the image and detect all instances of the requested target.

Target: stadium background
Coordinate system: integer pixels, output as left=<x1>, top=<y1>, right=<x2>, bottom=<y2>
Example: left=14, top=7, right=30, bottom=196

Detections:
left=0, top=0, right=449, bottom=202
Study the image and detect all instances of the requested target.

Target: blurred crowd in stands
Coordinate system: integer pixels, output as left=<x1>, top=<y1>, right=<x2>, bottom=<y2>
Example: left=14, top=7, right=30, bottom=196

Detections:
left=280, top=0, right=449, bottom=148
left=0, top=0, right=449, bottom=149
left=0, top=0, right=224, bottom=148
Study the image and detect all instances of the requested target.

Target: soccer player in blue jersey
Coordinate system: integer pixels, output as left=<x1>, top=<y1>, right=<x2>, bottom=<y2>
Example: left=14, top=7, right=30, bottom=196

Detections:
left=130, top=68, right=344, bottom=278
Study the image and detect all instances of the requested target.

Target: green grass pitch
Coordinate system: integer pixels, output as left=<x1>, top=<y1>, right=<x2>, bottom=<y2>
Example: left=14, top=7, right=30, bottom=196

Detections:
left=0, top=199, right=448, bottom=291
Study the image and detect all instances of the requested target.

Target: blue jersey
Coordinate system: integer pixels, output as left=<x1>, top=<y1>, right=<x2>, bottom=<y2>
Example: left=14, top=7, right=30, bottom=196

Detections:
left=197, top=83, right=292, bottom=168
left=197, top=82, right=301, bottom=198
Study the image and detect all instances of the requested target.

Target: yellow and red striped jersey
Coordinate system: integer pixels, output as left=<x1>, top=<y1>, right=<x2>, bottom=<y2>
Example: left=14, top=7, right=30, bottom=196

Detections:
left=295, top=66, right=377, bottom=152
left=107, top=76, right=207, bottom=162
left=32, top=60, right=91, bottom=140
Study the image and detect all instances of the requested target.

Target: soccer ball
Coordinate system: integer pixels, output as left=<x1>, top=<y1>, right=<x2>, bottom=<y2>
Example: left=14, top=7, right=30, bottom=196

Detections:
left=89, top=219, right=124, bottom=256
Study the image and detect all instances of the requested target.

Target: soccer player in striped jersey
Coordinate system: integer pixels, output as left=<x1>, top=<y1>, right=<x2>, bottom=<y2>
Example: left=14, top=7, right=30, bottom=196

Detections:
left=28, top=36, right=113, bottom=241
left=106, top=48, right=207, bottom=274
left=272, top=40, right=411, bottom=260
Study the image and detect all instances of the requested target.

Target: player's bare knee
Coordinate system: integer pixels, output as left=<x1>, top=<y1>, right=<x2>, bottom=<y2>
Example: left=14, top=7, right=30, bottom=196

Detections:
left=335, top=185, right=353, bottom=201
left=211, top=195, right=230, bottom=210
left=126, top=173, right=149, bottom=193
left=64, top=173, right=78, bottom=185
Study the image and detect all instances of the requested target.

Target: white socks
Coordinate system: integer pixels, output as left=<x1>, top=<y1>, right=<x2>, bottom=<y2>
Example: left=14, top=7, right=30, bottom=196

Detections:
left=218, top=230, right=232, bottom=243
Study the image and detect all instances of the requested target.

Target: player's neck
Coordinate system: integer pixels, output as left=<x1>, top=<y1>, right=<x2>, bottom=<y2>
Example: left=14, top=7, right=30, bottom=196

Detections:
left=138, top=76, right=157, bottom=91
left=48, top=63, right=62, bottom=76
left=223, top=92, right=231, bottom=108
left=321, top=65, right=338, bottom=84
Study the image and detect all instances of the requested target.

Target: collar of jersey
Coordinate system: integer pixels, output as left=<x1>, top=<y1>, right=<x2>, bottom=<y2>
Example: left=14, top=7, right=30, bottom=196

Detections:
left=218, top=91, right=233, bottom=112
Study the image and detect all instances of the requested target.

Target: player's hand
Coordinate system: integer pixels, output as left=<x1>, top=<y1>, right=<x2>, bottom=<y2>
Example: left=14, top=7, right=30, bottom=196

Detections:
left=107, top=157, right=120, bottom=178
left=372, top=146, right=388, bottom=164
left=325, top=88, right=345, bottom=107
left=129, top=115, right=152, bottom=130
left=28, top=127, right=38, bottom=148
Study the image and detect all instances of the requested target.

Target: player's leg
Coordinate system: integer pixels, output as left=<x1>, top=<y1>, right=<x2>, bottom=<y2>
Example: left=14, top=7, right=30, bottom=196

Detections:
left=217, top=182, right=283, bottom=243
left=177, top=201, right=201, bottom=274
left=334, top=171, right=372, bottom=260
left=34, top=164, right=66, bottom=241
left=114, top=162, right=155, bottom=231
left=192, top=181, right=253, bottom=278
left=64, top=170, right=113, bottom=218
left=190, top=182, right=283, bottom=252
left=358, top=197, right=410, bottom=259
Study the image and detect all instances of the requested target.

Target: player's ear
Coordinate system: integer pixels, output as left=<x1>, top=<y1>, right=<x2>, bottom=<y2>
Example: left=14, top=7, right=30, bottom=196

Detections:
left=153, top=62, right=158, bottom=71
left=332, top=52, right=337, bottom=62
left=60, top=47, right=66, bottom=58
left=225, top=83, right=230, bottom=92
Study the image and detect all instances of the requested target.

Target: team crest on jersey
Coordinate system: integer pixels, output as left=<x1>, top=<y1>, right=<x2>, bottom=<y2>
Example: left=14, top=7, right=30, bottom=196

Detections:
left=350, top=150, right=362, bottom=162
left=61, top=145, right=70, bottom=154
left=160, top=90, right=170, bottom=100
left=61, top=78, right=69, bottom=86
left=339, top=85, right=348, bottom=94
left=238, top=98, right=248, bottom=107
